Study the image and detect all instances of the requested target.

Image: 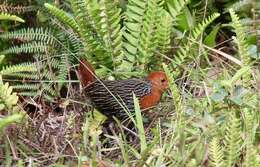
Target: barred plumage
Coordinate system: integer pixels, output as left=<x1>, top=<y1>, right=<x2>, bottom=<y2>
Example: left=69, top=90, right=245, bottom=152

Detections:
left=79, top=59, right=169, bottom=120
left=85, top=79, right=152, bottom=118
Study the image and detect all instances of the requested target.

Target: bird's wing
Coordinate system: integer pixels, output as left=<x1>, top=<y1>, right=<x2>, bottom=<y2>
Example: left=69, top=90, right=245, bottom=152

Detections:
left=85, top=79, right=152, bottom=118
left=132, top=79, right=152, bottom=98
left=114, top=79, right=152, bottom=102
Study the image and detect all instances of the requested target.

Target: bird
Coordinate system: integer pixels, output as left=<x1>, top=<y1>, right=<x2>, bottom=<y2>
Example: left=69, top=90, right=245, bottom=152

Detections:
left=78, top=59, right=169, bottom=119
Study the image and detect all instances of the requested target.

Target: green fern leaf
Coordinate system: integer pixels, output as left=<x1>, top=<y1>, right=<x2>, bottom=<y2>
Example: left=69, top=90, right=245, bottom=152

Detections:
left=0, top=12, right=24, bottom=22
left=6, top=72, right=39, bottom=80
left=243, top=109, right=258, bottom=167
left=98, top=0, right=124, bottom=69
left=0, top=63, right=37, bottom=76
left=172, top=13, right=220, bottom=69
left=123, top=0, right=172, bottom=70
left=156, top=9, right=173, bottom=53
left=0, top=3, right=35, bottom=14
left=138, top=0, right=159, bottom=65
left=17, top=91, right=38, bottom=97
left=162, top=63, right=183, bottom=122
left=229, top=8, right=252, bottom=86
left=44, top=3, right=79, bottom=33
left=0, top=28, right=55, bottom=45
left=56, top=55, right=69, bottom=88
left=167, top=0, right=189, bottom=18
left=12, top=84, right=40, bottom=91
left=209, top=137, right=224, bottom=167
left=71, top=0, right=102, bottom=56
left=0, top=83, right=18, bottom=110
left=123, top=0, right=147, bottom=70
left=186, top=159, right=197, bottom=167
left=1, top=42, right=49, bottom=55
left=224, top=111, right=241, bottom=167
left=229, top=8, right=250, bottom=65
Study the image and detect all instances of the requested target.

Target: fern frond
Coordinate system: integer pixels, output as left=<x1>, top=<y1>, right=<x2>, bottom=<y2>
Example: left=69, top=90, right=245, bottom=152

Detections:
left=71, top=0, right=102, bottom=56
left=42, top=58, right=61, bottom=70
left=172, top=13, right=220, bottom=69
left=156, top=9, right=173, bottom=53
left=123, top=0, right=168, bottom=70
left=6, top=72, right=38, bottom=79
left=12, top=84, right=40, bottom=91
left=1, top=63, right=60, bottom=100
left=42, top=83, right=58, bottom=97
left=0, top=28, right=56, bottom=45
left=229, top=8, right=250, bottom=65
left=209, top=137, right=224, bottom=167
left=224, top=111, right=241, bottom=167
left=65, top=32, right=83, bottom=54
left=56, top=55, right=69, bottom=87
left=162, top=63, right=183, bottom=123
left=0, top=12, right=24, bottom=22
left=33, top=54, right=62, bottom=67
left=0, top=83, right=18, bottom=110
left=17, top=91, right=38, bottom=97
left=229, top=8, right=252, bottom=86
left=138, top=0, right=159, bottom=65
left=18, top=82, right=58, bottom=99
left=44, top=3, right=79, bottom=33
left=244, top=146, right=258, bottom=167
left=243, top=109, right=258, bottom=167
left=123, top=0, right=147, bottom=69
left=167, top=0, right=189, bottom=18
left=0, top=63, right=37, bottom=76
left=190, top=13, right=220, bottom=39
left=40, top=70, right=57, bottom=80
left=98, top=0, right=124, bottom=68
left=0, top=3, right=35, bottom=14
left=186, top=159, right=197, bottom=167
left=1, top=42, right=49, bottom=55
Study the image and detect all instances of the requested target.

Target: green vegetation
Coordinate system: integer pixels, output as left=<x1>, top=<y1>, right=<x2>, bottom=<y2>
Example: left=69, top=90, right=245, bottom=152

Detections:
left=0, top=0, right=259, bottom=166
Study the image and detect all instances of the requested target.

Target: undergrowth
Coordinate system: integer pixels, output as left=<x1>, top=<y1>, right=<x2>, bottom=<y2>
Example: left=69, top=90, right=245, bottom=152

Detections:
left=0, top=0, right=259, bottom=166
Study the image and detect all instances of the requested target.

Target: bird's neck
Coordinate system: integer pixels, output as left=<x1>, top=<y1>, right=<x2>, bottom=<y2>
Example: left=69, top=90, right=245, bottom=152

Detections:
left=140, top=84, right=163, bottom=109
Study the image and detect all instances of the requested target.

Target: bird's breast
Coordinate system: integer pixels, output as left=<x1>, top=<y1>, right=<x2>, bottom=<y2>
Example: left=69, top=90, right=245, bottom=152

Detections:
left=140, top=90, right=162, bottom=109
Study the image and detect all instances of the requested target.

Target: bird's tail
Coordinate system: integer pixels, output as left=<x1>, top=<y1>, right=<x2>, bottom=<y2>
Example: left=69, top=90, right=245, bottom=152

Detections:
left=78, top=59, right=96, bottom=87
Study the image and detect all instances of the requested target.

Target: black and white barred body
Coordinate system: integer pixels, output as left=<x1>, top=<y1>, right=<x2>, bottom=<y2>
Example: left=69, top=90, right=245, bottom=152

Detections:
left=85, top=78, right=152, bottom=118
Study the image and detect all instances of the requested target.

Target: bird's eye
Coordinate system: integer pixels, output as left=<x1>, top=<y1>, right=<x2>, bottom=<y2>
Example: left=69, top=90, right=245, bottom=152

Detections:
left=161, top=79, right=166, bottom=83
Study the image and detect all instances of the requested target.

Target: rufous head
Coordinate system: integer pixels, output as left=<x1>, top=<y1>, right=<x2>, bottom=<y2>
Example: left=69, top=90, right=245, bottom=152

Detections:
left=147, top=71, right=169, bottom=92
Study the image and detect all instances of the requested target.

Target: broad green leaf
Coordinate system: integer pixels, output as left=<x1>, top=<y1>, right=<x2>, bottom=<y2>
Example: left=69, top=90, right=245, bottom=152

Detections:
left=248, top=45, right=259, bottom=59
left=0, top=55, right=5, bottom=64
left=230, top=86, right=248, bottom=105
left=133, top=93, right=147, bottom=153
left=0, top=13, right=25, bottom=23
left=204, top=25, right=220, bottom=47
left=210, top=91, right=228, bottom=102
left=210, top=84, right=228, bottom=102
left=176, top=7, right=194, bottom=31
